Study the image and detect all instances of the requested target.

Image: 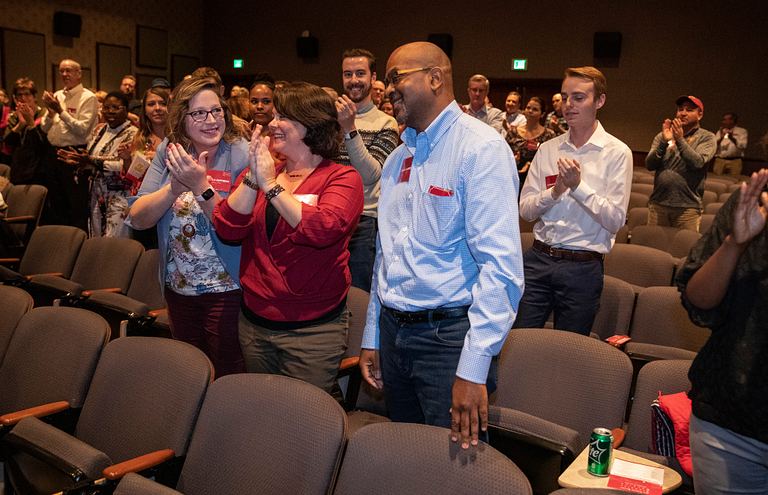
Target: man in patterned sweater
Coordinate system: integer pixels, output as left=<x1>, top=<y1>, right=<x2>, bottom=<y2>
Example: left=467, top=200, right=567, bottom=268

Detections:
left=335, top=48, right=399, bottom=292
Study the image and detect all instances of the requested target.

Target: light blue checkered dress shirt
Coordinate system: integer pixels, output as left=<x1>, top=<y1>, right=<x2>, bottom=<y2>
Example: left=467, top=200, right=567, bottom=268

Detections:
left=362, top=101, right=525, bottom=384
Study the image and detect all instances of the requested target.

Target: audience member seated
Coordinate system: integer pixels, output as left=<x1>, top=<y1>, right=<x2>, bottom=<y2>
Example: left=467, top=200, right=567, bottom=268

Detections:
left=505, top=96, right=556, bottom=194
left=131, top=77, right=248, bottom=377
left=58, top=91, right=137, bottom=238
left=212, top=82, right=363, bottom=393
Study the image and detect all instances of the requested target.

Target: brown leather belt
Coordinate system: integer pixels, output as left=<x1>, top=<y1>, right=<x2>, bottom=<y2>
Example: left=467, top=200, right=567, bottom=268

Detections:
left=533, top=239, right=604, bottom=261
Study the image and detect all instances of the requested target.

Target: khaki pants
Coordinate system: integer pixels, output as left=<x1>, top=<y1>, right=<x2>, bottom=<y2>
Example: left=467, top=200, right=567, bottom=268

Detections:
left=238, top=307, right=349, bottom=393
left=648, top=203, right=702, bottom=232
left=713, top=157, right=743, bottom=176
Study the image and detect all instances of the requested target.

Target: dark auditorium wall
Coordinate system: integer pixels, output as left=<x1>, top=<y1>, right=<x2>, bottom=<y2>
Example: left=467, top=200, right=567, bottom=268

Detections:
left=0, top=0, right=204, bottom=95
left=202, top=0, right=768, bottom=158
left=2, top=0, right=766, bottom=159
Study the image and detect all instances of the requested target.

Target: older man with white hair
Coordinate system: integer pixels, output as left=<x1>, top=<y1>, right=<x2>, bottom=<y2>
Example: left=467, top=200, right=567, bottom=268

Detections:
left=41, top=59, right=99, bottom=229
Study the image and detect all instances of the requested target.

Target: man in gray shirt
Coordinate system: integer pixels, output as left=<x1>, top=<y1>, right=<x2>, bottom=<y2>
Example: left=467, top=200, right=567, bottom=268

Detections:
left=646, top=95, right=716, bottom=231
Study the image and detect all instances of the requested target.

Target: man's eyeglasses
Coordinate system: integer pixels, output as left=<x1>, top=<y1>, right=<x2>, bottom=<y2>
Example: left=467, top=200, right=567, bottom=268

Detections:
left=102, top=105, right=125, bottom=113
left=187, top=107, right=224, bottom=122
left=384, top=67, right=433, bottom=87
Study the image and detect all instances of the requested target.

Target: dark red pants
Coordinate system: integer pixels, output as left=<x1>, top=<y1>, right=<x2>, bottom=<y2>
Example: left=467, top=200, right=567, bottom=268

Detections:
left=165, top=289, right=245, bottom=377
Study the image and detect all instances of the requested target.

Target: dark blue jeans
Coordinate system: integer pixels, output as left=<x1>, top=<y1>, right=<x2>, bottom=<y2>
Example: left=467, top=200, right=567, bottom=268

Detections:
left=514, top=247, right=603, bottom=336
left=378, top=307, right=497, bottom=441
left=347, top=215, right=377, bottom=292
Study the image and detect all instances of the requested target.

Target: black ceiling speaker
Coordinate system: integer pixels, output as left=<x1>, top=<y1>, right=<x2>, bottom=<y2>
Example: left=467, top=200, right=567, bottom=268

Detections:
left=54, top=12, right=82, bottom=38
left=296, top=36, right=319, bottom=59
left=593, top=32, right=622, bottom=59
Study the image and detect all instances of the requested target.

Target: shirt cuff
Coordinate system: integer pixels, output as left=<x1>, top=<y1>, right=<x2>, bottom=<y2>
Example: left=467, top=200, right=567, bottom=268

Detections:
left=456, top=348, right=492, bottom=384
left=58, top=111, right=73, bottom=124
left=569, top=180, right=595, bottom=203
left=361, top=324, right=379, bottom=350
left=547, top=187, right=565, bottom=204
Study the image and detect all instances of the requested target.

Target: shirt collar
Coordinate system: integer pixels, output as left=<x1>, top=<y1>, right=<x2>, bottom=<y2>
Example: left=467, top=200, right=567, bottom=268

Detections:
left=356, top=101, right=376, bottom=115
left=560, top=120, right=608, bottom=151
left=403, top=101, right=461, bottom=161
left=63, top=83, right=83, bottom=97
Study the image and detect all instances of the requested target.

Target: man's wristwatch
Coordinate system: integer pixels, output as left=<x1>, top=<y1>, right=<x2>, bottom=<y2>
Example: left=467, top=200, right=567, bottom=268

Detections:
left=195, top=186, right=215, bottom=202
left=344, top=130, right=358, bottom=141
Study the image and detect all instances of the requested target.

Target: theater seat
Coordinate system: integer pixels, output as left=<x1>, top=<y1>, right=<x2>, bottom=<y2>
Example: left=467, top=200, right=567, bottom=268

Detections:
left=334, top=423, right=532, bottom=495
left=114, top=374, right=347, bottom=495
left=488, top=329, right=632, bottom=494
left=3, top=337, right=213, bottom=494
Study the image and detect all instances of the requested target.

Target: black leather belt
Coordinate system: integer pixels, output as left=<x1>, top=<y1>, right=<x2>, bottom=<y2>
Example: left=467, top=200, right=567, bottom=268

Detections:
left=533, top=239, right=604, bottom=261
left=384, top=305, right=470, bottom=324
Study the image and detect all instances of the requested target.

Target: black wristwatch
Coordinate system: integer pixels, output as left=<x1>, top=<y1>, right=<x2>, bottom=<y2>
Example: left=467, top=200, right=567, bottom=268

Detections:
left=195, top=187, right=215, bottom=202
left=345, top=130, right=358, bottom=140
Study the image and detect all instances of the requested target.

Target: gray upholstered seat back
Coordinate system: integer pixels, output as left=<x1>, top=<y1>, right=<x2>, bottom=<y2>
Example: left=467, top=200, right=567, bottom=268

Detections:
left=0, top=286, right=33, bottom=367
left=630, top=286, right=710, bottom=352
left=18, top=225, right=86, bottom=278
left=125, top=249, right=164, bottom=310
left=0, top=307, right=109, bottom=415
left=69, top=237, right=144, bottom=292
left=623, top=359, right=692, bottom=453
left=177, top=374, right=347, bottom=495
left=491, top=328, right=633, bottom=445
left=74, top=337, right=213, bottom=464
left=334, top=422, right=532, bottom=495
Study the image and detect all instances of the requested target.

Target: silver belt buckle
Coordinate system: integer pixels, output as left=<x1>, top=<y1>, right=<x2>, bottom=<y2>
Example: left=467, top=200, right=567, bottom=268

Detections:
left=549, top=245, right=556, bottom=257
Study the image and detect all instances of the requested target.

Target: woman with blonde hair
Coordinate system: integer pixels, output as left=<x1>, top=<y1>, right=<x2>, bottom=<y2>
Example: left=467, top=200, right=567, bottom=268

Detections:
left=131, top=77, right=249, bottom=376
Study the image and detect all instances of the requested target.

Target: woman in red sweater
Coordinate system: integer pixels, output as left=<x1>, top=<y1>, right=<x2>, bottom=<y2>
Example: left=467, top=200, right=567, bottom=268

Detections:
left=213, top=82, right=364, bottom=393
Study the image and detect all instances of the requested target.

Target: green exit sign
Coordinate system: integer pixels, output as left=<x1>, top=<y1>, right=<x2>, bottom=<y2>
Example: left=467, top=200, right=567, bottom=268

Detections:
left=512, top=59, right=527, bottom=71
left=233, top=59, right=243, bottom=68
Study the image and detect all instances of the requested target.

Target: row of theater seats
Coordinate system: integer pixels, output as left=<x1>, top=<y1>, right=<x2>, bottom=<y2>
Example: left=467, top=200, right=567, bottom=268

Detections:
left=0, top=290, right=692, bottom=495
left=0, top=225, right=169, bottom=339
left=0, top=298, right=536, bottom=494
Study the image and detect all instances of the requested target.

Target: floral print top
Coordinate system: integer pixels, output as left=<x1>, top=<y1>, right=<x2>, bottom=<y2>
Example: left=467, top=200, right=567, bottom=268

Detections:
left=165, top=192, right=238, bottom=295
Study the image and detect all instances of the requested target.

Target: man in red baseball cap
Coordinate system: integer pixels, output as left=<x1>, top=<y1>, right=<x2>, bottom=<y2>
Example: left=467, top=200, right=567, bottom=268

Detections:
left=645, top=95, right=716, bottom=231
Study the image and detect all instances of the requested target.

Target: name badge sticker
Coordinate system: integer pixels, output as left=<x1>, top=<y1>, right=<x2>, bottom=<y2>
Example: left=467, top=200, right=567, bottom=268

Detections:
left=207, top=170, right=232, bottom=193
left=545, top=174, right=558, bottom=189
left=398, top=157, right=413, bottom=184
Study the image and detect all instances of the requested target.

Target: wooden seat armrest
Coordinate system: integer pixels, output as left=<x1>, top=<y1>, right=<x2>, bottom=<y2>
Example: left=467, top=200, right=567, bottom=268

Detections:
left=339, top=357, right=359, bottom=371
left=612, top=428, right=626, bottom=448
left=81, top=288, right=122, bottom=297
left=0, top=258, right=21, bottom=265
left=102, top=449, right=176, bottom=480
left=0, top=401, right=70, bottom=427
left=26, top=272, right=64, bottom=280
left=3, top=215, right=35, bottom=224
left=148, top=308, right=167, bottom=318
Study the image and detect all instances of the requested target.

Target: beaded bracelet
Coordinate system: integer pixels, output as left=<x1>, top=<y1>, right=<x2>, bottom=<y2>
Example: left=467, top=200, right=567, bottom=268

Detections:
left=264, top=183, right=285, bottom=202
left=242, top=172, right=259, bottom=191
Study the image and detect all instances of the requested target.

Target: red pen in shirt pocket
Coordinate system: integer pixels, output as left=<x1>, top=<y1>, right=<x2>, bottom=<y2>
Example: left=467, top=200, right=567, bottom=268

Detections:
left=428, top=186, right=454, bottom=197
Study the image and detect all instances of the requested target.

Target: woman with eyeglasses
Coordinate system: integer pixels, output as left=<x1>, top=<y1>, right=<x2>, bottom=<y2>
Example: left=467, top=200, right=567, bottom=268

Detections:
left=57, top=90, right=137, bottom=237
left=130, top=77, right=249, bottom=377
left=212, top=82, right=363, bottom=392
left=505, top=96, right=556, bottom=194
